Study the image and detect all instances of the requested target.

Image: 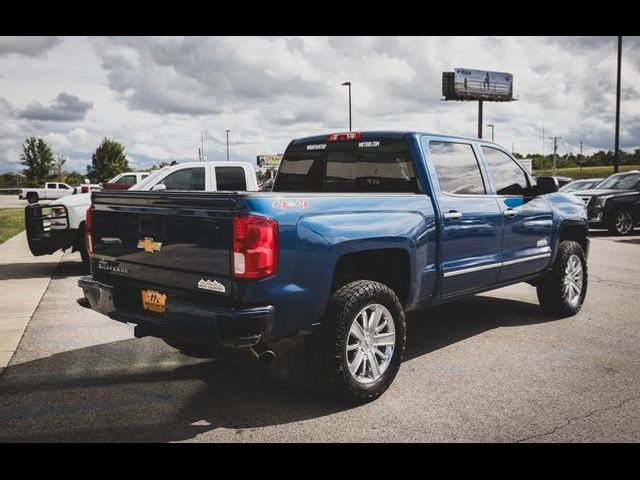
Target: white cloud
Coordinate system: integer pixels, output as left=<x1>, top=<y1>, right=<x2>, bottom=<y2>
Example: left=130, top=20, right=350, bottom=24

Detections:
left=0, top=36, right=639, bottom=174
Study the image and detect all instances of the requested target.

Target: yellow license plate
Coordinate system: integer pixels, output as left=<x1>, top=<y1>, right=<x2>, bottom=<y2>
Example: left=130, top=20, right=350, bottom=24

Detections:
left=141, top=289, right=167, bottom=313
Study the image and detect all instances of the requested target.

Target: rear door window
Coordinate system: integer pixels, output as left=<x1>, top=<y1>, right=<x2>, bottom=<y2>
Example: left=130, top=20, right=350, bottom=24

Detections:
left=429, top=142, right=486, bottom=195
left=158, top=167, right=206, bottom=191
left=216, top=166, right=247, bottom=191
left=273, top=138, right=419, bottom=193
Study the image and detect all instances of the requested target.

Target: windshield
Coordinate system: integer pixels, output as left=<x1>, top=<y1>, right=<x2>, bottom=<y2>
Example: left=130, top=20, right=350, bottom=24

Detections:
left=560, top=180, right=600, bottom=192
left=596, top=173, right=640, bottom=190
left=129, top=167, right=170, bottom=190
left=273, top=138, right=419, bottom=193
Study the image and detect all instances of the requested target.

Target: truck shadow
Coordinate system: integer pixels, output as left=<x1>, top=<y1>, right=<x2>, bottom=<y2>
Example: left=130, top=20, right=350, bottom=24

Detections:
left=0, top=295, right=558, bottom=443
left=0, top=257, right=85, bottom=281
left=404, top=296, right=555, bottom=361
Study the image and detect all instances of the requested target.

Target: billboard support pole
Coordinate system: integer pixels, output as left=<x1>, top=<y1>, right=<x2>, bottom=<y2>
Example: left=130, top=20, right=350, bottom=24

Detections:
left=478, top=100, right=483, bottom=139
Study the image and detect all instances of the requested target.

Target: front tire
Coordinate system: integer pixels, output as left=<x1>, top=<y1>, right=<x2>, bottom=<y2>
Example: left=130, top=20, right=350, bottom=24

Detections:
left=537, top=240, right=588, bottom=317
left=608, top=208, right=635, bottom=236
left=307, top=280, right=406, bottom=404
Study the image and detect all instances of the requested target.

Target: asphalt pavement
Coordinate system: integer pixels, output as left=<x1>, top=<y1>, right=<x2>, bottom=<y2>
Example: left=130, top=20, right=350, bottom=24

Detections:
left=0, top=231, right=639, bottom=442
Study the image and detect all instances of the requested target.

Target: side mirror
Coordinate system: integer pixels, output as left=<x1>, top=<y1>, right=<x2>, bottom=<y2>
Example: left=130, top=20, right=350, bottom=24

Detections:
left=151, top=183, right=166, bottom=191
left=534, top=176, right=559, bottom=195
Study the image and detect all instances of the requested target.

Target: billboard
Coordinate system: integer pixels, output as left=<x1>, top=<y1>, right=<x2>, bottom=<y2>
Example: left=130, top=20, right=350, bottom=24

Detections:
left=443, top=68, right=514, bottom=101
left=257, top=154, right=283, bottom=168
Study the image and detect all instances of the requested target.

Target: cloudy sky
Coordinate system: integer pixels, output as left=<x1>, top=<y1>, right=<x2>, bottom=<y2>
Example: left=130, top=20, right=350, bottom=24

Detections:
left=0, top=36, right=638, bottom=174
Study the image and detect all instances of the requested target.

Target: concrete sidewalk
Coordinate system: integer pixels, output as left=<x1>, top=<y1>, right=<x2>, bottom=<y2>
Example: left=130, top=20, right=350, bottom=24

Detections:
left=0, top=231, right=62, bottom=370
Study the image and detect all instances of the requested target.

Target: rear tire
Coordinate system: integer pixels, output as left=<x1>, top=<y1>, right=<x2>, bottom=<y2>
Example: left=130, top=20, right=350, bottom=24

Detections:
left=26, top=192, right=38, bottom=204
left=537, top=240, right=587, bottom=317
left=608, top=208, right=635, bottom=236
left=307, top=280, right=406, bottom=405
left=163, top=339, right=223, bottom=359
left=78, top=224, right=90, bottom=271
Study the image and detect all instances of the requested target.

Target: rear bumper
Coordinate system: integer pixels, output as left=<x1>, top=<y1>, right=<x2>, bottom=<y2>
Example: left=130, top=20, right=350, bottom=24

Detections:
left=78, top=276, right=274, bottom=347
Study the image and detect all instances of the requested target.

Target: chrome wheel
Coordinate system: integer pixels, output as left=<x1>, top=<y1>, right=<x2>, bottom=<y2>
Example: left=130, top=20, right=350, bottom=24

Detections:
left=563, top=254, right=583, bottom=307
left=615, top=211, right=634, bottom=235
left=346, top=304, right=396, bottom=385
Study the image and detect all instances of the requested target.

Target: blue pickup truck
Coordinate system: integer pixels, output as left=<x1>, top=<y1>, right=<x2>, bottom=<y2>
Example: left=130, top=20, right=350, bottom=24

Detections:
left=78, top=131, right=589, bottom=403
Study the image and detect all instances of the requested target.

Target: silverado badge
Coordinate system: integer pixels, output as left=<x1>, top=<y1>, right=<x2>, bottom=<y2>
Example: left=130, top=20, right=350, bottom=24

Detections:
left=198, top=279, right=226, bottom=293
left=137, top=237, right=162, bottom=253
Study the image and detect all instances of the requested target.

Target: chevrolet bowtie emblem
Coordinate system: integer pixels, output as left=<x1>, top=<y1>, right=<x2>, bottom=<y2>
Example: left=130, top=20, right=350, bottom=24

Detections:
left=137, top=237, right=162, bottom=253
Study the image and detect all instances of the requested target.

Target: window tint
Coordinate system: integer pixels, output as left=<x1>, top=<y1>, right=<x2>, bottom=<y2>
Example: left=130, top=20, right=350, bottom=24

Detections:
left=142, top=174, right=149, bottom=180
left=114, top=175, right=137, bottom=185
left=159, top=167, right=205, bottom=191
left=482, top=147, right=529, bottom=195
left=60, top=184, right=70, bottom=190
left=273, top=139, right=418, bottom=193
left=46, top=183, right=57, bottom=189
left=216, top=166, right=247, bottom=191
left=429, top=142, right=486, bottom=195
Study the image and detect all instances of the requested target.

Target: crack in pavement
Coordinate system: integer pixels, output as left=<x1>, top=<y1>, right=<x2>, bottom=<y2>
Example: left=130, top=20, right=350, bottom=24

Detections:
left=516, top=395, right=640, bottom=443
left=590, top=275, right=639, bottom=292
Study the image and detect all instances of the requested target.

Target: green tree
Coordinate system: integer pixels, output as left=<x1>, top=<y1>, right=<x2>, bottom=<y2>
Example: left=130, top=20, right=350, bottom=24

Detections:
left=54, top=154, right=67, bottom=182
left=64, top=171, right=86, bottom=185
left=20, top=137, right=55, bottom=185
left=86, top=138, right=130, bottom=182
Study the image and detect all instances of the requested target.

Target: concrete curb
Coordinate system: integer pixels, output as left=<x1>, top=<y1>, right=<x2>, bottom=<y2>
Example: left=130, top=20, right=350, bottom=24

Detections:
left=0, top=231, right=63, bottom=371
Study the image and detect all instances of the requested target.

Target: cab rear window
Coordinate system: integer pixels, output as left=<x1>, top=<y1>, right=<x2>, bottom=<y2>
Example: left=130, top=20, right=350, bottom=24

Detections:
left=273, top=139, right=419, bottom=193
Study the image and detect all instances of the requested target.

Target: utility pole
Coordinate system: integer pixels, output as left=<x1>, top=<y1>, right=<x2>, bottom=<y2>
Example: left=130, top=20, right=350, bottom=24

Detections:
left=579, top=141, right=583, bottom=173
left=226, top=129, right=230, bottom=162
left=542, top=120, right=545, bottom=157
left=549, top=136, right=561, bottom=175
left=201, top=131, right=205, bottom=162
left=614, top=35, right=622, bottom=173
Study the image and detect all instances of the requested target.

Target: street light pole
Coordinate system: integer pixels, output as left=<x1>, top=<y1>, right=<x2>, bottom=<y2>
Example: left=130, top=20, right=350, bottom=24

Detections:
left=487, top=124, right=495, bottom=143
left=614, top=36, right=622, bottom=174
left=341, top=81, right=352, bottom=131
left=226, top=129, right=230, bottom=162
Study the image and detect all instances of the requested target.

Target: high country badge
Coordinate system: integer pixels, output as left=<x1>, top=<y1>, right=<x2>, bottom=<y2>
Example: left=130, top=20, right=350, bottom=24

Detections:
left=198, top=279, right=226, bottom=293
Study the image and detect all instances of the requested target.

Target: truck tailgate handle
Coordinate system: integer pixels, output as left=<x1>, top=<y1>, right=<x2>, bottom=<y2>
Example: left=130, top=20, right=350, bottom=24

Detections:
left=503, top=208, right=518, bottom=218
left=443, top=210, right=462, bottom=220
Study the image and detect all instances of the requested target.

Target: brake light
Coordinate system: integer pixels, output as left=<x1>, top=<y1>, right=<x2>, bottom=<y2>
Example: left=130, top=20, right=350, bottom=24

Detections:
left=85, top=207, right=93, bottom=256
left=81, top=185, right=89, bottom=193
left=232, top=214, right=278, bottom=279
left=326, top=132, right=361, bottom=142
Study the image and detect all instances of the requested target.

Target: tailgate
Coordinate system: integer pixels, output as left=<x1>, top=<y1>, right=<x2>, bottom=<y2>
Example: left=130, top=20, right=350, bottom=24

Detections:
left=91, top=191, right=235, bottom=295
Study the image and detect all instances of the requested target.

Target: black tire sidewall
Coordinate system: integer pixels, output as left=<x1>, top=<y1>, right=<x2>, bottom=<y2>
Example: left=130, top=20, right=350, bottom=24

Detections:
left=27, top=193, right=38, bottom=203
left=537, top=240, right=588, bottom=317
left=311, top=280, right=407, bottom=403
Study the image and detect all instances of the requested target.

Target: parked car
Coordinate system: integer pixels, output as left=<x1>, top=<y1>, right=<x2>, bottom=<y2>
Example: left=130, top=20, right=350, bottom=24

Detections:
left=19, top=182, right=74, bottom=203
left=559, top=178, right=604, bottom=193
left=78, top=131, right=588, bottom=404
left=25, top=161, right=258, bottom=270
left=574, top=170, right=640, bottom=235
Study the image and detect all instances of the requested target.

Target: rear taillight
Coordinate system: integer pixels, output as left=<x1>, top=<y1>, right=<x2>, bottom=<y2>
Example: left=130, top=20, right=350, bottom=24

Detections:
left=232, top=214, right=278, bottom=279
left=326, top=131, right=361, bottom=142
left=85, top=207, right=93, bottom=256
left=81, top=185, right=89, bottom=193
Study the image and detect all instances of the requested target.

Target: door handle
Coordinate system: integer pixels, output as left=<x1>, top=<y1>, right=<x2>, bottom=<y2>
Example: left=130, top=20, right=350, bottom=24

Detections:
left=503, top=209, right=518, bottom=218
left=444, top=210, right=462, bottom=220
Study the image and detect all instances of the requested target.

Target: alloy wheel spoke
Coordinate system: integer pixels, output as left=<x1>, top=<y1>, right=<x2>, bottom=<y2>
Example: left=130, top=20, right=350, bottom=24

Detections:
left=367, top=352, right=381, bottom=378
left=349, top=350, right=364, bottom=375
left=350, top=320, right=365, bottom=342
left=373, top=331, right=396, bottom=347
left=368, top=306, right=383, bottom=333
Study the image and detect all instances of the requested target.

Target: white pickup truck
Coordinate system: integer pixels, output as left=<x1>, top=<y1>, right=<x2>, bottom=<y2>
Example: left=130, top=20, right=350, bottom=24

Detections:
left=19, top=182, right=75, bottom=203
left=25, top=161, right=258, bottom=269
